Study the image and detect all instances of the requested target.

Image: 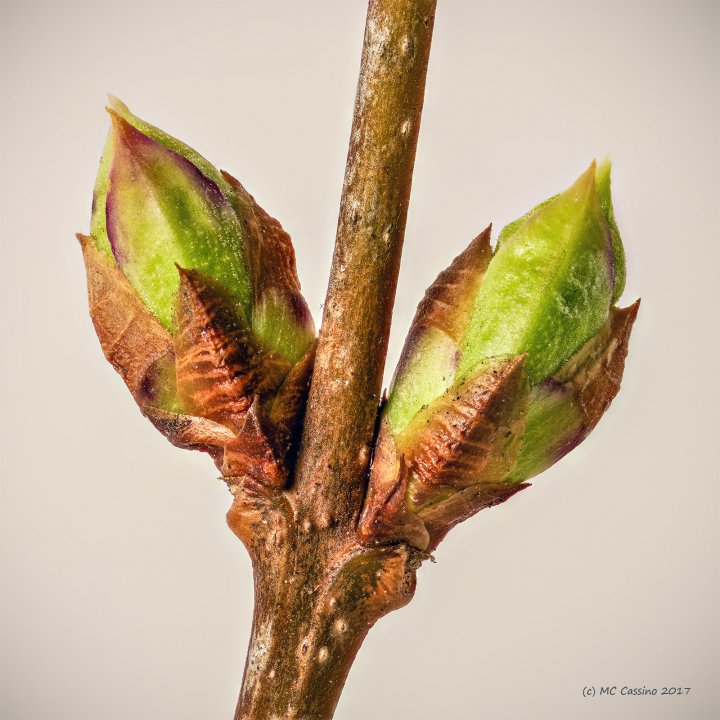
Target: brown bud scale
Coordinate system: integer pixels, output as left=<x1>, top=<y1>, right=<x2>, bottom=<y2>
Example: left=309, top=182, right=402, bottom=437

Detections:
left=78, top=234, right=174, bottom=403
left=410, top=225, right=492, bottom=343
left=174, top=267, right=290, bottom=430
left=401, top=355, right=528, bottom=510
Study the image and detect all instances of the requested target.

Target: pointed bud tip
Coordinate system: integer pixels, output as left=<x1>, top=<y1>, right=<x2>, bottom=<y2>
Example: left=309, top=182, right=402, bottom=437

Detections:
left=107, top=94, right=129, bottom=113
left=105, top=107, right=158, bottom=156
left=615, top=299, right=641, bottom=329
left=104, top=108, right=138, bottom=152
left=542, top=161, right=599, bottom=216
left=175, top=265, right=205, bottom=293
left=470, top=224, right=493, bottom=254
left=221, top=168, right=247, bottom=191
left=494, top=352, right=527, bottom=379
left=486, top=353, right=528, bottom=390
left=597, top=155, right=612, bottom=173
left=105, top=107, right=133, bottom=136
left=595, top=156, right=613, bottom=198
left=573, top=160, right=598, bottom=194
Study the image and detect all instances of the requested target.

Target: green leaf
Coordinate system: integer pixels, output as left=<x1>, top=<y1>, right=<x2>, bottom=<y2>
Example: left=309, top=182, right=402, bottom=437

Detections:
left=496, top=159, right=625, bottom=302
left=90, top=99, right=315, bottom=362
left=106, top=97, right=238, bottom=204
left=101, top=108, right=251, bottom=332
left=386, top=326, right=461, bottom=435
left=385, top=228, right=493, bottom=434
left=507, top=301, right=639, bottom=482
left=506, top=381, right=583, bottom=482
left=458, top=162, right=614, bottom=386
left=496, top=195, right=556, bottom=248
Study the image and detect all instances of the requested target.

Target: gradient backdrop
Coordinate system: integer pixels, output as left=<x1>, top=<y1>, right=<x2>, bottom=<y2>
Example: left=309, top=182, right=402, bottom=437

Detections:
left=1, top=1, right=718, bottom=718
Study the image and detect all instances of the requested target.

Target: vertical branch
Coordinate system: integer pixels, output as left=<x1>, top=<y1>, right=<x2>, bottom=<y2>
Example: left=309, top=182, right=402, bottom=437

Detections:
left=294, top=0, right=437, bottom=524
left=235, top=4, right=436, bottom=715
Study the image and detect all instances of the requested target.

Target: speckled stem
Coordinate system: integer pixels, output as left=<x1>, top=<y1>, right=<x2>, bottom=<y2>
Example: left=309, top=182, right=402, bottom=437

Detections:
left=294, top=0, right=437, bottom=526
left=233, top=1, right=436, bottom=717
left=230, top=491, right=418, bottom=719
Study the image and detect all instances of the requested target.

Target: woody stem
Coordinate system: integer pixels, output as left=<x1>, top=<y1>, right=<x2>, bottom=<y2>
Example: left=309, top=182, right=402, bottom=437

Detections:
left=293, top=0, right=437, bottom=525
left=233, top=0, right=437, bottom=717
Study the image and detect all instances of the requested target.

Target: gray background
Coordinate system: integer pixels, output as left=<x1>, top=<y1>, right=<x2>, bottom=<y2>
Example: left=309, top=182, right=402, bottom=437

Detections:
left=1, top=1, right=718, bottom=718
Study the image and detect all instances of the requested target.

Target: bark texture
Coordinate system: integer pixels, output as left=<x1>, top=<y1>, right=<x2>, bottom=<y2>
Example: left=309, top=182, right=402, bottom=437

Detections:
left=232, top=1, right=437, bottom=717
left=294, top=0, right=437, bottom=526
left=229, top=487, right=420, bottom=719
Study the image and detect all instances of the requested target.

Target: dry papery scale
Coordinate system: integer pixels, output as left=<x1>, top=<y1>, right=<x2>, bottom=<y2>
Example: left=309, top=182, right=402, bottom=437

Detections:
left=79, top=0, right=638, bottom=717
